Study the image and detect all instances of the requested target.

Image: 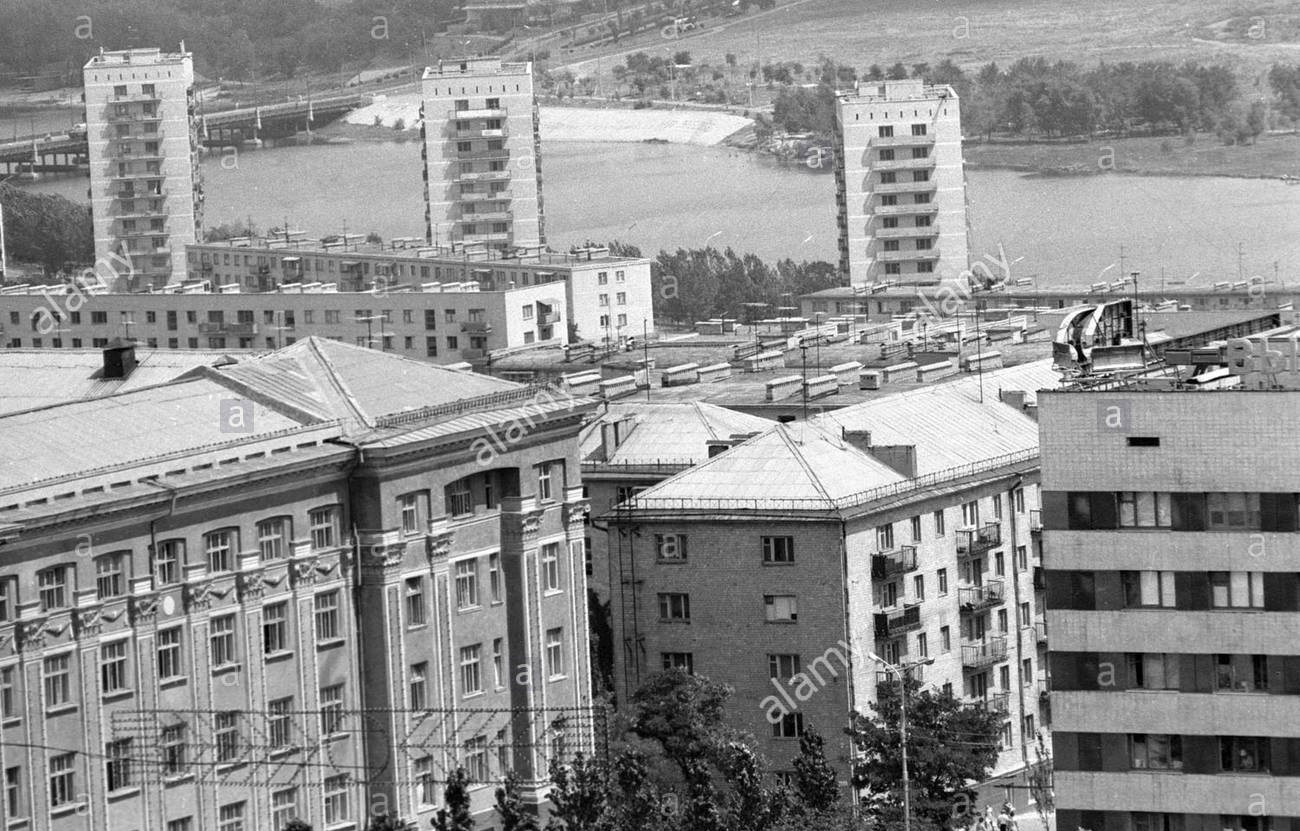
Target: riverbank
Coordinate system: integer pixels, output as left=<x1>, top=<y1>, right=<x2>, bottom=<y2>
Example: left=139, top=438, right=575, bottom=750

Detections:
left=964, top=133, right=1300, bottom=180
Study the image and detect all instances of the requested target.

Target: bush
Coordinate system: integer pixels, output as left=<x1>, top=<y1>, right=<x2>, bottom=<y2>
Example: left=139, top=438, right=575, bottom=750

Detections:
left=393, top=117, right=406, bottom=130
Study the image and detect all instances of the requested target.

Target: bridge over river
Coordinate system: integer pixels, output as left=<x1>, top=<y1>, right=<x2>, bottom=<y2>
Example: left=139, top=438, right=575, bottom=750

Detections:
left=0, top=92, right=366, bottom=176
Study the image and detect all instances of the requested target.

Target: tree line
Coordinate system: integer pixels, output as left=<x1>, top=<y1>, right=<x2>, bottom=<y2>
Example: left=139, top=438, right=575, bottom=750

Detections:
left=283, top=669, right=1006, bottom=831
left=0, top=183, right=93, bottom=277
left=770, top=57, right=1300, bottom=144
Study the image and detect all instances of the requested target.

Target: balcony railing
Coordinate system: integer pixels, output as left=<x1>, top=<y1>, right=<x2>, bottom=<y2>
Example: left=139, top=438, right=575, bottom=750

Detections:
left=872, top=225, right=940, bottom=240
left=957, top=523, right=1002, bottom=556
left=1032, top=566, right=1045, bottom=591
left=114, top=92, right=163, bottom=103
left=871, top=156, right=936, bottom=171
left=871, top=133, right=937, bottom=147
left=875, top=665, right=924, bottom=686
left=871, top=545, right=918, bottom=579
left=539, top=311, right=562, bottom=325
left=971, top=690, right=1009, bottom=713
left=872, top=180, right=938, bottom=195
left=460, top=210, right=513, bottom=223
left=197, top=322, right=258, bottom=336
left=1029, top=509, right=1042, bottom=532
left=460, top=321, right=492, bottom=333
left=874, top=603, right=922, bottom=640
left=870, top=203, right=940, bottom=217
left=456, top=148, right=511, bottom=162
left=449, top=107, right=507, bottom=119
left=958, top=580, right=1005, bottom=612
left=454, top=170, right=512, bottom=183
left=961, top=637, right=1007, bottom=669
left=1033, top=620, right=1048, bottom=644
left=455, top=125, right=510, bottom=139
left=875, top=249, right=940, bottom=263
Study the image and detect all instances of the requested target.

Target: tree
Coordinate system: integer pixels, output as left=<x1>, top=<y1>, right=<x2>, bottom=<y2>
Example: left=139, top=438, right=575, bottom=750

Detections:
left=283, top=820, right=313, bottom=831
left=791, top=727, right=840, bottom=817
left=679, top=758, right=727, bottom=831
left=718, top=743, right=785, bottom=831
left=366, top=813, right=410, bottom=830
left=605, top=749, right=672, bottom=831
left=0, top=183, right=94, bottom=276
left=849, top=678, right=1002, bottom=831
left=547, top=753, right=608, bottom=831
left=496, top=769, right=540, bottom=831
left=886, top=62, right=909, bottom=80
left=432, top=767, right=475, bottom=831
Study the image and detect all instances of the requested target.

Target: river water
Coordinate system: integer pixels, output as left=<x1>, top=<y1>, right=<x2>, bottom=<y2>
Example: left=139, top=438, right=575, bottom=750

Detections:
left=16, top=135, right=1300, bottom=288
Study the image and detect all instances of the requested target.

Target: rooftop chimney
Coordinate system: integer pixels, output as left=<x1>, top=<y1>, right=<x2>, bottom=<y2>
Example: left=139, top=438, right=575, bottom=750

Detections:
left=102, top=338, right=137, bottom=380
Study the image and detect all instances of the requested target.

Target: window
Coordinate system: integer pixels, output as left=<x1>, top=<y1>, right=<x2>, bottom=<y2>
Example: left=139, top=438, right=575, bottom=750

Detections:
left=1121, top=570, right=1177, bottom=608
left=455, top=559, right=479, bottom=609
left=1130, top=733, right=1183, bottom=770
left=493, top=639, right=505, bottom=688
left=994, top=551, right=1005, bottom=576
left=1019, top=602, right=1031, bottom=627
left=272, top=788, right=298, bottom=829
left=1210, top=571, right=1265, bottom=608
left=309, top=507, right=337, bottom=550
left=917, top=632, right=928, bottom=658
left=659, top=592, right=690, bottom=621
left=1014, top=488, right=1025, bottom=513
left=314, top=591, right=340, bottom=641
left=765, top=595, right=798, bottom=622
left=911, top=123, right=927, bottom=136
left=997, top=609, right=1008, bottom=633
left=415, top=757, right=436, bottom=805
left=546, top=627, right=565, bottom=678
left=938, top=568, right=948, bottom=595
left=215, top=712, right=241, bottom=763
left=876, top=524, right=894, bottom=550
left=0, top=577, right=14, bottom=621
left=100, top=640, right=129, bottom=694
left=96, top=553, right=126, bottom=599
left=1221, top=736, right=1270, bottom=772
left=962, top=500, right=980, bottom=527
left=153, top=540, right=182, bottom=585
left=487, top=552, right=502, bottom=602
left=663, top=652, right=695, bottom=673
left=323, top=776, right=349, bottom=826
left=464, top=736, right=490, bottom=782
left=878, top=125, right=894, bottom=138
left=158, top=628, right=183, bottom=680
left=267, top=699, right=292, bottom=751
left=399, top=492, right=426, bottom=534
left=105, top=738, right=134, bottom=791
left=909, top=515, right=922, bottom=543
left=1127, top=653, right=1181, bottom=690
left=542, top=543, right=562, bottom=592
left=49, top=753, right=75, bottom=807
left=167, top=820, right=193, bottom=831
left=44, top=654, right=71, bottom=707
left=206, top=530, right=236, bottom=573
left=655, top=533, right=687, bottom=561
left=257, top=517, right=290, bottom=560
left=762, top=536, right=795, bottom=564
left=4, top=767, right=19, bottom=819
left=940, top=626, right=951, bottom=652
left=616, top=292, right=627, bottom=305
left=882, top=581, right=898, bottom=607
left=1216, top=654, right=1268, bottom=692
left=1016, top=545, right=1028, bottom=571
left=321, top=685, right=344, bottom=735
left=263, top=603, right=288, bottom=655
left=460, top=645, right=483, bottom=696
left=38, top=566, right=70, bottom=610
left=536, top=460, right=563, bottom=501
left=405, top=577, right=427, bottom=626
left=913, top=574, right=925, bottom=601
left=211, top=615, right=237, bottom=667
left=0, top=666, right=15, bottom=720
left=772, top=712, right=804, bottom=738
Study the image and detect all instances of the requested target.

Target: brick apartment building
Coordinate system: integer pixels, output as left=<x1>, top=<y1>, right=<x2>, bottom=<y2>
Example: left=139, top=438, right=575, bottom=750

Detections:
left=0, top=338, right=595, bottom=830
left=1042, top=329, right=1300, bottom=831
left=603, top=362, right=1058, bottom=780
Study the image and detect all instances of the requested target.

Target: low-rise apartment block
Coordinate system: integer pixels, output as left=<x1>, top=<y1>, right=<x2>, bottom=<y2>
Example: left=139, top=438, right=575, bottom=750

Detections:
left=0, top=337, right=596, bottom=830
left=603, top=363, right=1058, bottom=780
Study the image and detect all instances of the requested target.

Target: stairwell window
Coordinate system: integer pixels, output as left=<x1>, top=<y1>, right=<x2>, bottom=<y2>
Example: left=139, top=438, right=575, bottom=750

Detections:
left=764, top=594, right=798, bottom=622
left=762, top=536, right=795, bottom=564
left=659, top=592, right=690, bottom=622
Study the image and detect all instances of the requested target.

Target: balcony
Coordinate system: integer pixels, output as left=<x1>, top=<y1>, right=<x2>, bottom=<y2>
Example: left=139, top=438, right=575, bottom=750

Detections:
left=872, top=225, right=939, bottom=240
left=198, top=322, right=258, bottom=336
left=454, top=170, right=512, bottom=183
left=111, top=169, right=165, bottom=181
left=961, top=637, right=1007, bottom=670
left=460, top=210, right=513, bottom=223
left=116, top=225, right=165, bottom=237
left=1032, top=566, right=1045, bottom=591
left=449, top=107, right=507, bottom=119
left=456, top=148, right=511, bottom=161
left=958, top=580, right=1005, bottom=612
left=460, top=321, right=492, bottom=334
left=539, top=310, right=562, bottom=325
left=1033, top=620, right=1048, bottom=645
left=956, top=523, right=1002, bottom=556
left=871, top=203, right=940, bottom=217
left=971, top=690, right=1009, bottom=713
left=105, top=110, right=164, bottom=123
left=872, top=180, right=938, bottom=195
left=1029, top=509, right=1042, bottom=534
left=871, top=133, right=936, bottom=148
left=462, top=188, right=512, bottom=202
left=873, top=603, right=922, bottom=640
left=871, top=156, right=936, bottom=171
left=875, top=664, right=924, bottom=687
left=871, top=545, right=918, bottom=579
left=463, top=231, right=512, bottom=242
left=875, top=249, right=940, bottom=263
left=455, top=125, right=510, bottom=139
left=114, top=92, right=163, bottom=103
left=461, top=348, right=487, bottom=359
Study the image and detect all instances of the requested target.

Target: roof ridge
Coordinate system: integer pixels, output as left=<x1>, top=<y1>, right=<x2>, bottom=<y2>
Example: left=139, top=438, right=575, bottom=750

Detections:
left=303, top=337, right=375, bottom=429
left=625, top=422, right=778, bottom=499
left=774, top=424, right=836, bottom=506
left=692, top=401, right=722, bottom=440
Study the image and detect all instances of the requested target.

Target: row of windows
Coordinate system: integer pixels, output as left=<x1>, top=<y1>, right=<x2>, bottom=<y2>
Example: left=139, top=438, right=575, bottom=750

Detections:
left=0, top=592, right=346, bottom=717
left=1057, top=731, right=1300, bottom=776
left=0, top=509, right=338, bottom=617
left=1057, top=810, right=1286, bottom=831
left=658, top=592, right=798, bottom=623
left=652, top=534, right=793, bottom=564
left=878, top=548, right=1031, bottom=606
left=875, top=492, right=1026, bottom=549
left=1060, top=491, right=1300, bottom=531
left=1046, top=569, right=1300, bottom=612
left=409, top=628, right=566, bottom=704
left=1049, top=651, right=1300, bottom=694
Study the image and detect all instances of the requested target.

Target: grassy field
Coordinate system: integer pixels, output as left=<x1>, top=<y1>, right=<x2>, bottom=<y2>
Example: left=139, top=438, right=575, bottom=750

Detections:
left=965, top=132, right=1300, bottom=178
left=561, top=0, right=1300, bottom=88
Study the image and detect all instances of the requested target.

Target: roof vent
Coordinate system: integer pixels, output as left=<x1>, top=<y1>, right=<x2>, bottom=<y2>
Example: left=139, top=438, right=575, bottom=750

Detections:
left=102, top=338, right=137, bottom=380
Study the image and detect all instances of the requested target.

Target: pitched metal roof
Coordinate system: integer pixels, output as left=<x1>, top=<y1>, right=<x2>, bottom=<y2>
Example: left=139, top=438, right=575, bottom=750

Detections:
left=579, top=401, right=773, bottom=466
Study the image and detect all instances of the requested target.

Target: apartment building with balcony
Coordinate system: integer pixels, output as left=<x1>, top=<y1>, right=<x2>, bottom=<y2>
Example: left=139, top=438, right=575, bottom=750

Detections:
left=1041, top=339, right=1300, bottom=831
left=833, top=80, right=969, bottom=289
left=602, top=362, right=1057, bottom=779
left=0, top=337, right=596, bottom=830
left=83, top=47, right=201, bottom=288
left=421, top=58, right=544, bottom=252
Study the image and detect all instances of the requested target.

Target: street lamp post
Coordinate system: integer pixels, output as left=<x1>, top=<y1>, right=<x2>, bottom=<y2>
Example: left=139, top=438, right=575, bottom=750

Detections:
left=867, top=652, right=934, bottom=831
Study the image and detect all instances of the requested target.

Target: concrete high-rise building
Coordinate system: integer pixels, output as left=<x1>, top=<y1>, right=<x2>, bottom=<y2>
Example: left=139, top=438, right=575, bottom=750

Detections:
left=420, top=58, right=544, bottom=253
left=83, top=47, right=202, bottom=289
left=833, top=80, right=969, bottom=289
left=1041, top=331, right=1300, bottom=831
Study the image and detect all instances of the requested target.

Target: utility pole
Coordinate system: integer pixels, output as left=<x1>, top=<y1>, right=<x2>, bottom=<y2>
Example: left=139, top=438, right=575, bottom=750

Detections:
left=868, top=653, right=934, bottom=831
left=0, top=201, right=7, bottom=283
left=800, top=340, right=808, bottom=420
